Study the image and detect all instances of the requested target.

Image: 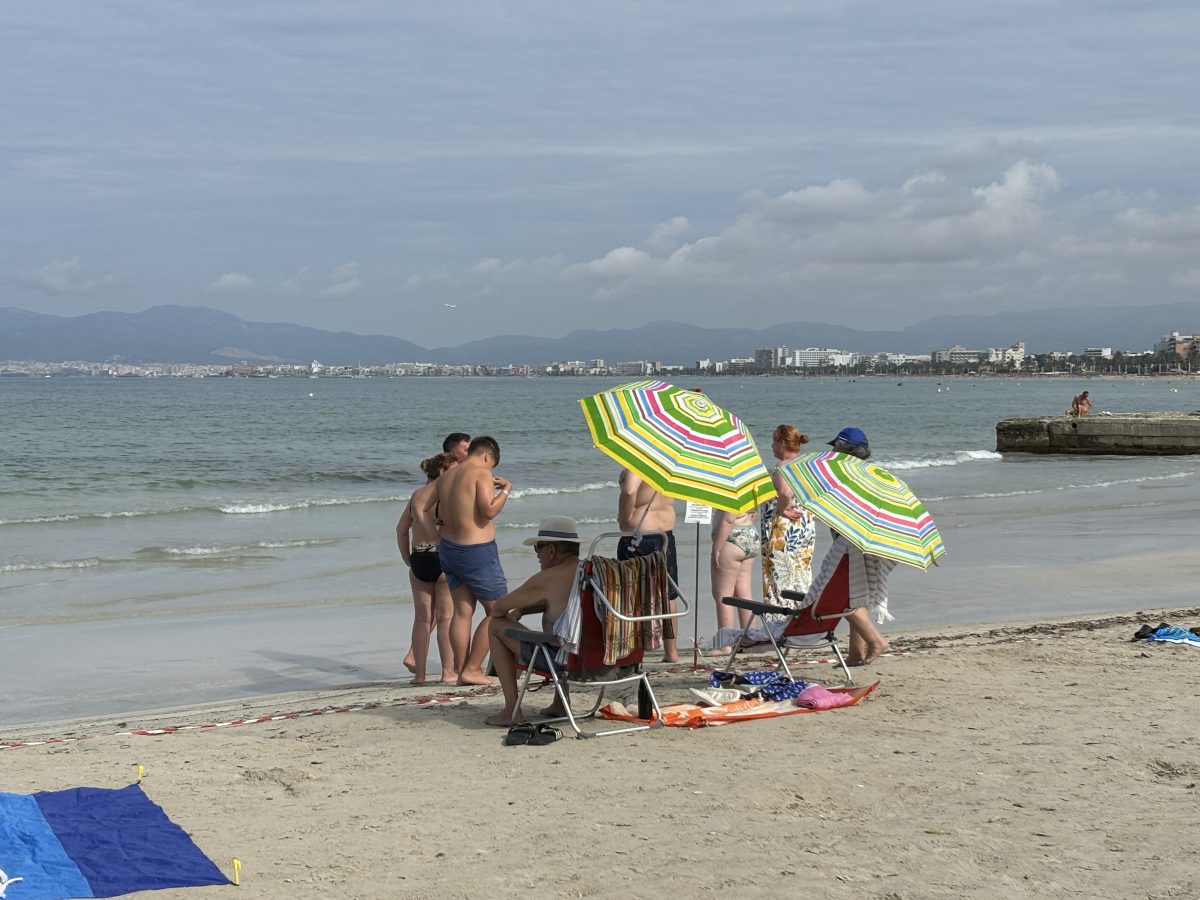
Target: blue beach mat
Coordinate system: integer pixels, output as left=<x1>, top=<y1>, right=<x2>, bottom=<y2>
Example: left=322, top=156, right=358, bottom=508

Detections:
left=0, top=783, right=229, bottom=899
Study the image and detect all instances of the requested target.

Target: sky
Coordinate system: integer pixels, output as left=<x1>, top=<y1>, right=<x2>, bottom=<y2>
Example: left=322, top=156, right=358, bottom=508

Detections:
left=3, top=1, right=1199, bottom=348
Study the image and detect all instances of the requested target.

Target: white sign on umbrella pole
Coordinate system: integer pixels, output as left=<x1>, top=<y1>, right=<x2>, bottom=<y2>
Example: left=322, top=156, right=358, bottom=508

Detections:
left=683, top=503, right=713, bottom=668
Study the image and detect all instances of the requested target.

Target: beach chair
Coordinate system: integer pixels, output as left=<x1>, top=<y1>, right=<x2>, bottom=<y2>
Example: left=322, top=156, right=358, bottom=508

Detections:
left=720, top=554, right=856, bottom=685
left=506, top=531, right=689, bottom=738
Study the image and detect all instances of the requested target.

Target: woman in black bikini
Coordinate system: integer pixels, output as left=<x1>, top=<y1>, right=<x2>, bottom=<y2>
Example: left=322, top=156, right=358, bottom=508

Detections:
left=397, top=451, right=459, bottom=684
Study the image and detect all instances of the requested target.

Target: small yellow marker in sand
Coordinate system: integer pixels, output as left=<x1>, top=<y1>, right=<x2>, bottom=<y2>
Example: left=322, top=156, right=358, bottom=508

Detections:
left=232, top=858, right=242, bottom=886
left=135, top=764, right=145, bottom=784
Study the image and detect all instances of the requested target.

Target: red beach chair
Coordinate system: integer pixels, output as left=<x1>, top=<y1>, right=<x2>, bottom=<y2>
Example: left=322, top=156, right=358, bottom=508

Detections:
left=507, top=531, right=688, bottom=738
left=720, top=554, right=856, bottom=685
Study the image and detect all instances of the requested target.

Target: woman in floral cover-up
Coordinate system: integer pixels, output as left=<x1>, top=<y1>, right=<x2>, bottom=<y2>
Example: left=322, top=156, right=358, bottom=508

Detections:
left=759, top=424, right=816, bottom=612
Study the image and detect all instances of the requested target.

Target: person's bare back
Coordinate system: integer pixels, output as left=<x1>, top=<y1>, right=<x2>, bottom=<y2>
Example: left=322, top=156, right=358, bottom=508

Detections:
left=618, top=468, right=676, bottom=533
left=430, top=439, right=511, bottom=545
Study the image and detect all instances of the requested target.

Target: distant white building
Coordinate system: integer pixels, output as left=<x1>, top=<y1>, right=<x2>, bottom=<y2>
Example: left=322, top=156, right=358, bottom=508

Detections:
left=612, top=360, right=658, bottom=376
left=1081, top=347, right=1113, bottom=359
left=877, top=352, right=930, bottom=366
left=787, top=347, right=852, bottom=368
left=986, top=341, right=1026, bottom=368
left=933, top=345, right=984, bottom=365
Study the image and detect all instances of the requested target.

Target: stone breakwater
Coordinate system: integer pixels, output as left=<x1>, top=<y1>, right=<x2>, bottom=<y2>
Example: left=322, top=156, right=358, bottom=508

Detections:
left=996, top=411, right=1200, bottom=454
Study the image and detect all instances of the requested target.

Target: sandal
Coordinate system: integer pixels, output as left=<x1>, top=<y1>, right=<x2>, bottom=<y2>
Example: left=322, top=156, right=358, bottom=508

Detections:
left=503, top=723, right=537, bottom=746
left=528, top=724, right=563, bottom=746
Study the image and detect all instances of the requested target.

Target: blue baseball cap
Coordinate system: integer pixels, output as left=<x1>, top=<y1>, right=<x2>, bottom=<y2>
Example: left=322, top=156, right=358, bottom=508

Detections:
left=829, top=427, right=869, bottom=450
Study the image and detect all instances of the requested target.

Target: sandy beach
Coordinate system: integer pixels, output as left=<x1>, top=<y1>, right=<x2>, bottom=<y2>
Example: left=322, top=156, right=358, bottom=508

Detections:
left=4, top=606, right=1199, bottom=900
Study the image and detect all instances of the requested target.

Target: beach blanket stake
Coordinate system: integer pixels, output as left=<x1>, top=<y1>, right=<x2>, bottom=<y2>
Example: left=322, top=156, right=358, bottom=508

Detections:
left=232, top=858, right=241, bottom=887
left=0, top=783, right=230, bottom=899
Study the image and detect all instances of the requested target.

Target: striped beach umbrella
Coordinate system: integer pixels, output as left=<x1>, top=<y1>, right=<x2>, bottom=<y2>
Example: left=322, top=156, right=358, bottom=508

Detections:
left=579, top=380, right=777, bottom=514
left=777, top=450, right=946, bottom=570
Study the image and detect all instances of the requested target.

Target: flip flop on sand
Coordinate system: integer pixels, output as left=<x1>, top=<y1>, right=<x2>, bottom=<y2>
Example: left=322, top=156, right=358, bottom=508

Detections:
left=528, top=724, right=562, bottom=746
left=503, top=723, right=537, bottom=746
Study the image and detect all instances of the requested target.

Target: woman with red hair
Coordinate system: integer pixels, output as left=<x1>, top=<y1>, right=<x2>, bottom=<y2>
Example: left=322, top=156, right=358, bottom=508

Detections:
left=759, top=424, right=817, bottom=610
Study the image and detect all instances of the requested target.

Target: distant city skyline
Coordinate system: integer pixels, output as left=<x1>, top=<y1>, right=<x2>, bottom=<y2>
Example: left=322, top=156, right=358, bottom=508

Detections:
left=4, top=4, right=1200, bottom=347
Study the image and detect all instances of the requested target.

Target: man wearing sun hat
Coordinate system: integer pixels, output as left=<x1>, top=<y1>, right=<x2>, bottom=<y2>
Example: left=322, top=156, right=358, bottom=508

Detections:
left=483, top=516, right=582, bottom=727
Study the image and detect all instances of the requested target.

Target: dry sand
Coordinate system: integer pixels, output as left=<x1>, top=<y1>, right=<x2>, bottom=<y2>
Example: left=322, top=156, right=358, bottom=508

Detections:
left=4, top=607, right=1200, bottom=900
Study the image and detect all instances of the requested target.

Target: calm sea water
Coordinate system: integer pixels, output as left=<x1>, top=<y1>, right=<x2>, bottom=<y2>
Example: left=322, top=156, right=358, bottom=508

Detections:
left=3, top=375, right=1199, bottom=724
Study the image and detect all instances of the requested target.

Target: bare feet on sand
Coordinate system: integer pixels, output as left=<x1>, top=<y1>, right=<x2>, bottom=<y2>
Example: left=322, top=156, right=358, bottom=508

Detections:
left=703, top=646, right=732, bottom=658
left=539, top=702, right=568, bottom=718
left=402, top=652, right=417, bottom=674
left=848, top=641, right=889, bottom=666
left=484, top=712, right=521, bottom=727
left=411, top=677, right=426, bottom=686
left=864, top=640, right=889, bottom=664
left=439, top=673, right=459, bottom=685
left=662, top=655, right=679, bottom=664
left=457, top=667, right=497, bottom=687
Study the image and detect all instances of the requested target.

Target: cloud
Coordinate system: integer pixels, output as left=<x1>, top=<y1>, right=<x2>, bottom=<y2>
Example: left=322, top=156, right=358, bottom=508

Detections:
left=206, top=272, right=256, bottom=292
left=1169, top=268, right=1200, bottom=289
left=23, top=258, right=114, bottom=294
left=641, top=217, right=690, bottom=255
left=320, top=261, right=361, bottom=298
left=396, top=155, right=1200, bottom=334
left=203, top=263, right=361, bottom=298
left=567, top=246, right=653, bottom=280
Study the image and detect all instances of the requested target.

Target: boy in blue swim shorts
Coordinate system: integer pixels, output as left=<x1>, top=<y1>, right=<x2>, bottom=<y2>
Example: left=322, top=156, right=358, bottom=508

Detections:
left=439, top=537, right=508, bottom=602
left=426, top=436, right=514, bottom=686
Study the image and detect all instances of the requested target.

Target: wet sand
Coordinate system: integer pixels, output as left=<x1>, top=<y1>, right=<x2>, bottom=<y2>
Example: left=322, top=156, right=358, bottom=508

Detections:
left=4, top=607, right=1199, bottom=899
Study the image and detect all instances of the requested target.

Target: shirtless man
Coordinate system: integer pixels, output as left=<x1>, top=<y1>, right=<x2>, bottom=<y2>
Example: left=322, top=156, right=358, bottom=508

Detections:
left=484, top=516, right=582, bottom=726
left=1069, top=391, right=1092, bottom=417
left=426, top=435, right=511, bottom=685
left=617, top=468, right=679, bottom=662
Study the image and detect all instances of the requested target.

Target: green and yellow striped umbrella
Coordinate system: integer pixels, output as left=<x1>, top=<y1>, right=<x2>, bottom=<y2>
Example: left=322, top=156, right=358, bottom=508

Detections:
left=778, top=450, right=946, bottom=570
left=579, top=380, right=776, bottom=514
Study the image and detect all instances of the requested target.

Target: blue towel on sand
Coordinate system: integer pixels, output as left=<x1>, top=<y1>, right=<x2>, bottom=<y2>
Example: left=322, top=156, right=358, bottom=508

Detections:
left=1147, top=625, right=1200, bottom=647
left=0, top=783, right=229, bottom=899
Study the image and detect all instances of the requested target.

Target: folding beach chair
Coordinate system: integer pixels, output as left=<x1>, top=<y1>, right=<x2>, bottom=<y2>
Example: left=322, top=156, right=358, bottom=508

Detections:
left=506, top=531, right=689, bottom=738
left=720, top=553, right=856, bottom=685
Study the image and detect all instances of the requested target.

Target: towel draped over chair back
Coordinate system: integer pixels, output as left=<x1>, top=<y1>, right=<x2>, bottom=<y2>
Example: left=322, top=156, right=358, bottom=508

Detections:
left=587, top=551, right=671, bottom=665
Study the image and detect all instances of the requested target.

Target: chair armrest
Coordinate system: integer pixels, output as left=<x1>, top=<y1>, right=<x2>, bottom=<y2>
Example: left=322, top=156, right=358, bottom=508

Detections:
left=504, top=626, right=561, bottom=646
left=721, top=596, right=795, bottom=617
left=780, top=590, right=808, bottom=604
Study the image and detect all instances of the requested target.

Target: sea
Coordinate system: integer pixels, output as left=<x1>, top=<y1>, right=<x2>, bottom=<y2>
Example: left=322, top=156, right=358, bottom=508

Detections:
left=4, top=375, right=1199, bottom=726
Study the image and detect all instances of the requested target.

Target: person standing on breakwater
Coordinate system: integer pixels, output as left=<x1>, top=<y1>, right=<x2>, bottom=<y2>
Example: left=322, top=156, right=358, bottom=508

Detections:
left=397, top=451, right=458, bottom=685
left=1069, top=391, right=1092, bottom=417
left=617, top=468, right=679, bottom=663
left=426, top=435, right=512, bottom=686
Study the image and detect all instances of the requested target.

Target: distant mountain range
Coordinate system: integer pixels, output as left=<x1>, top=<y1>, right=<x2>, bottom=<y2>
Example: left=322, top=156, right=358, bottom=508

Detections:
left=1, top=302, right=1197, bottom=366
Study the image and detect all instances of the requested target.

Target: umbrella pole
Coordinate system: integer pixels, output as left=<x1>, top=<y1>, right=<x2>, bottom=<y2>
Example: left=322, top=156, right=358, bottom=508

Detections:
left=693, top=521, right=701, bottom=670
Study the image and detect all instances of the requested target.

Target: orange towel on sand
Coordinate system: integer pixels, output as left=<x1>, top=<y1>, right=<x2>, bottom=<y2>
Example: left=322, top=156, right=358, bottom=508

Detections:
left=599, top=682, right=878, bottom=728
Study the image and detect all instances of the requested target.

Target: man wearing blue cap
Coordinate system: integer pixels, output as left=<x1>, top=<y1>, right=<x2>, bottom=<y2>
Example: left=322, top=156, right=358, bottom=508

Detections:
left=829, top=427, right=870, bottom=459
left=824, top=427, right=890, bottom=664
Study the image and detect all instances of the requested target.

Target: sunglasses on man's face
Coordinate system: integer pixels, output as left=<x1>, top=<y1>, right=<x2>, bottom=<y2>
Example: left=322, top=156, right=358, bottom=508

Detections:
left=534, top=542, right=551, bottom=553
